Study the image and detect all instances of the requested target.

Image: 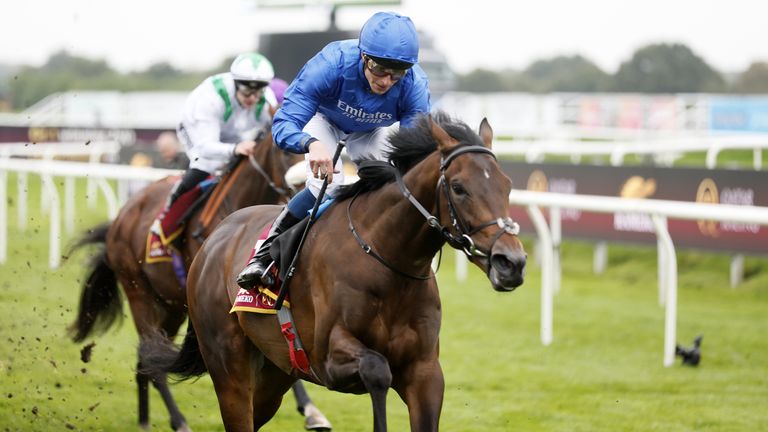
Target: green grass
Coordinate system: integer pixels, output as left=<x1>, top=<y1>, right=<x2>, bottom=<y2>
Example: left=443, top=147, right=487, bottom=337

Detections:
left=1, top=174, right=767, bottom=431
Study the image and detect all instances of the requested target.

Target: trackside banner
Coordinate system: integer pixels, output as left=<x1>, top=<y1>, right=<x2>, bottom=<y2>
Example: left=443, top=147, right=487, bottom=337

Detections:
left=500, top=161, right=768, bottom=255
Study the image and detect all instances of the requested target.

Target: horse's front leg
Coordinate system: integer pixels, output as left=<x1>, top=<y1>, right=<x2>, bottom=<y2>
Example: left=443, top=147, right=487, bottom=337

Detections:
left=324, top=328, right=392, bottom=432
left=393, top=359, right=444, bottom=432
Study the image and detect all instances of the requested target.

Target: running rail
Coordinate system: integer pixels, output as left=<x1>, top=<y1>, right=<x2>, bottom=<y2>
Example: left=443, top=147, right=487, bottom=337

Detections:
left=506, top=189, right=768, bottom=367
left=0, top=158, right=181, bottom=268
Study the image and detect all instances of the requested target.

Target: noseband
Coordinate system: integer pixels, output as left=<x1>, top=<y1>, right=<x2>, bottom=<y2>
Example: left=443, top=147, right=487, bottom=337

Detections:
left=348, top=145, right=520, bottom=279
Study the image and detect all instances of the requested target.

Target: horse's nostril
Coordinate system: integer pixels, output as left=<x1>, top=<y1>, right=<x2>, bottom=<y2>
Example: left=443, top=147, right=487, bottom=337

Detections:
left=491, top=253, right=526, bottom=275
left=491, top=254, right=514, bottom=274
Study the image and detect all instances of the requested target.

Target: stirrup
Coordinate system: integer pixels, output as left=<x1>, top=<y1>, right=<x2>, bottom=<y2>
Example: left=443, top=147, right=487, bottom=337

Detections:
left=237, top=260, right=275, bottom=289
left=260, top=261, right=276, bottom=286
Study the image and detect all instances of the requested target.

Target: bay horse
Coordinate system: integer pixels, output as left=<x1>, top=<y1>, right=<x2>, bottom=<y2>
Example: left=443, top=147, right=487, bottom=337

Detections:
left=68, top=131, right=331, bottom=431
left=148, top=113, right=527, bottom=431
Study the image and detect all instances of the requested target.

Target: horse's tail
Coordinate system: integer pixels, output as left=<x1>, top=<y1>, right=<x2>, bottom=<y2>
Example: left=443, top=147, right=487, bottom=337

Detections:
left=68, top=223, right=123, bottom=343
left=139, top=322, right=208, bottom=381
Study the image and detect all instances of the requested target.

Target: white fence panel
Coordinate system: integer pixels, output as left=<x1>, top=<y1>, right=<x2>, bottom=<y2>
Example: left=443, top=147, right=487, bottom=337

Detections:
left=505, top=190, right=768, bottom=367
left=0, top=158, right=181, bottom=268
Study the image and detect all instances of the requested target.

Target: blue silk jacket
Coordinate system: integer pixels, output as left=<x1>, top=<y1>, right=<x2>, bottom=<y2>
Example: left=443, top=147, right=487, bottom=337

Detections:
left=272, top=39, right=431, bottom=153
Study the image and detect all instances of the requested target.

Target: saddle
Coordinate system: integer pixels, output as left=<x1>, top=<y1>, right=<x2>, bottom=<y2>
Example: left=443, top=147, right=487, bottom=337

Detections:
left=146, top=178, right=218, bottom=264
left=147, top=155, right=252, bottom=265
left=230, top=200, right=332, bottom=314
left=230, top=221, right=309, bottom=315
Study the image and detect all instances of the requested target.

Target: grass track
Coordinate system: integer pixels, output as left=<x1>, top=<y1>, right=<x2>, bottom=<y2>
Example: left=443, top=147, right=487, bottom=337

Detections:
left=1, top=174, right=767, bottom=431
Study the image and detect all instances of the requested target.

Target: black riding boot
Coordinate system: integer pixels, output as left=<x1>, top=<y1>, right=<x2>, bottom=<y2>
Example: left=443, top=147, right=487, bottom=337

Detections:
left=237, top=207, right=301, bottom=289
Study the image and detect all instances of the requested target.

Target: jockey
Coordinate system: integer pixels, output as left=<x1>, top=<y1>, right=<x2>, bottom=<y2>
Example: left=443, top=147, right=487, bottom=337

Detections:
left=269, top=77, right=289, bottom=106
left=237, top=11, right=431, bottom=288
left=149, top=53, right=277, bottom=253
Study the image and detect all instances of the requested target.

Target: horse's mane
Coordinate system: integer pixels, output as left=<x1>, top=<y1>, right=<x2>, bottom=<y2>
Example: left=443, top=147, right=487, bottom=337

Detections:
left=334, top=111, right=483, bottom=201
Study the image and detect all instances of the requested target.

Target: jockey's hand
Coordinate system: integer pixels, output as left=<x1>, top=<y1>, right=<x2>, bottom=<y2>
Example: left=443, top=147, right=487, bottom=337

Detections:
left=308, top=141, right=336, bottom=183
left=234, top=140, right=257, bottom=157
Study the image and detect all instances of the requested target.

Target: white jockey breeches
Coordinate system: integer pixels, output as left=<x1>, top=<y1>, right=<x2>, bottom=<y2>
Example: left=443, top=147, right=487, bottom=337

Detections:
left=303, top=113, right=399, bottom=198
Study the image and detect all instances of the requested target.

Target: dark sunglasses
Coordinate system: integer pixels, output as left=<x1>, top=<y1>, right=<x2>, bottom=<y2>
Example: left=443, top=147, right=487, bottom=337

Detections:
left=364, top=56, right=408, bottom=81
left=236, top=82, right=267, bottom=97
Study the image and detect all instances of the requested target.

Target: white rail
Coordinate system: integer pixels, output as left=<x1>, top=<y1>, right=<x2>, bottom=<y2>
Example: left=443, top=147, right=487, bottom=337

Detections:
left=0, top=158, right=181, bottom=268
left=0, top=141, right=123, bottom=212
left=493, top=134, right=768, bottom=168
left=0, top=141, right=121, bottom=158
left=505, top=190, right=768, bottom=367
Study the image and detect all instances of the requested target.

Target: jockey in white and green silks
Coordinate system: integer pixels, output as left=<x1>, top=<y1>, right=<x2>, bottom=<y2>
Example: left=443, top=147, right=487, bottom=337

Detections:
left=151, top=53, right=277, bottom=247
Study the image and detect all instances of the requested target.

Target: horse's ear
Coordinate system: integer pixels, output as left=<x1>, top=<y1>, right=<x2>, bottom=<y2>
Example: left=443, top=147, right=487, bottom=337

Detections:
left=430, top=115, right=459, bottom=153
left=479, top=118, right=493, bottom=149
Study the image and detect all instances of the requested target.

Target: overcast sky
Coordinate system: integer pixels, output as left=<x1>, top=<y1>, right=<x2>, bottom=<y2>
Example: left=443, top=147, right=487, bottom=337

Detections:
left=2, top=0, right=767, bottom=75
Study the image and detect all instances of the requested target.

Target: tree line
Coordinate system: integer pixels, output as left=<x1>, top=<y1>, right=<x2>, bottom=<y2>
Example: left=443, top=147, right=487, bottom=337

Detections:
left=458, top=43, right=768, bottom=94
left=1, top=43, right=767, bottom=111
left=0, top=51, right=228, bottom=111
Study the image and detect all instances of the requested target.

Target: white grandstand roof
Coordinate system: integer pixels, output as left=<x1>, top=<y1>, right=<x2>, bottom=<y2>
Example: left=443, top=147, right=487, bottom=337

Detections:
left=16, top=91, right=187, bottom=129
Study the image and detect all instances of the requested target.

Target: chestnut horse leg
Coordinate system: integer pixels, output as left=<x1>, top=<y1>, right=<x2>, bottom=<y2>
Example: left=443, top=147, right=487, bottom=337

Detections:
left=393, top=359, right=444, bottom=432
left=326, top=333, right=392, bottom=432
left=204, top=334, right=257, bottom=432
left=194, top=308, right=293, bottom=431
left=251, top=359, right=297, bottom=430
left=120, top=274, right=189, bottom=431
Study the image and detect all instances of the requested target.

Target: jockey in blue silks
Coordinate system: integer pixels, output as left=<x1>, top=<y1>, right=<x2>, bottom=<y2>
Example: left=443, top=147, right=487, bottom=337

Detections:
left=237, top=11, right=432, bottom=288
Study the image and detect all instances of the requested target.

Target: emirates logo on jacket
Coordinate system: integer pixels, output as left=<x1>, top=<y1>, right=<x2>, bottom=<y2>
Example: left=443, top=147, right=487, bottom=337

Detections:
left=337, top=99, right=393, bottom=124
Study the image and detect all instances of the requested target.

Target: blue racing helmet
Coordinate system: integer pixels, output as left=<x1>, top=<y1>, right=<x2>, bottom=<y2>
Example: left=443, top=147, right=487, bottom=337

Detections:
left=358, top=12, right=419, bottom=67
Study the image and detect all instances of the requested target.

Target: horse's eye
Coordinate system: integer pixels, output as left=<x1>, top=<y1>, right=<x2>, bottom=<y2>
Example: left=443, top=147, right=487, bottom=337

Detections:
left=451, top=182, right=467, bottom=196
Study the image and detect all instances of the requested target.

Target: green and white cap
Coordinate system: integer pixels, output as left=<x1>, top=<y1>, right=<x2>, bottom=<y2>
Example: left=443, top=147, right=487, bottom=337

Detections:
left=230, top=53, right=274, bottom=84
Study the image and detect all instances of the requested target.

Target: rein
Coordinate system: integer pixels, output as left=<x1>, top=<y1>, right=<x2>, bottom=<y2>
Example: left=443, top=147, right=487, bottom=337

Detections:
left=248, top=153, right=295, bottom=200
left=196, top=136, right=294, bottom=239
left=347, top=145, right=520, bottom=279
left=247, top=127, right=296, bottom=201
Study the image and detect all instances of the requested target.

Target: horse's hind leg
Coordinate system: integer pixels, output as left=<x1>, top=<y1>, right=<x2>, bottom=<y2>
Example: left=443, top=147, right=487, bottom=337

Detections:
left=197, top=312, right=295, bottom=431
left=292, top=382, right=332, bottom=431
left=121, top=275, right=189, bottom=431
left=150, top=305, right=191, bottom=432
left=195, top=310, right=260, bottom=431
left=251, top=359, right=298, bottom=430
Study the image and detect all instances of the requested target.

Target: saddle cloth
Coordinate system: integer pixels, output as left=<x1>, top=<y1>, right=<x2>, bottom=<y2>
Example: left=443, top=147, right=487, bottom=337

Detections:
left=231, top=224, right=291, bottom=314
left=145, top=177, right=216, bottom=264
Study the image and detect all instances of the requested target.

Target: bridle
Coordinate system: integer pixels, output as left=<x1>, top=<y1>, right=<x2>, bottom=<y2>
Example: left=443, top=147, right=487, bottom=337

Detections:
left=348, top=145, right=520, bottom=280
left=435, top=146, right=520, bottom=258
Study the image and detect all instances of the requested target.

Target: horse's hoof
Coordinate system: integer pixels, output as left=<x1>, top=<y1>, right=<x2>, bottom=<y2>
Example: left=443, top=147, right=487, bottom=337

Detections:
left=175, top=424, right=193, bottom=432
left=303, top=403, right=332, bottom=431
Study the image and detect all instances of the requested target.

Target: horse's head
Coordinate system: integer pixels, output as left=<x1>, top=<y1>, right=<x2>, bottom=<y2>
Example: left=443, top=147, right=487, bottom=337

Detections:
left=430, top=117, right=527, bottom=291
